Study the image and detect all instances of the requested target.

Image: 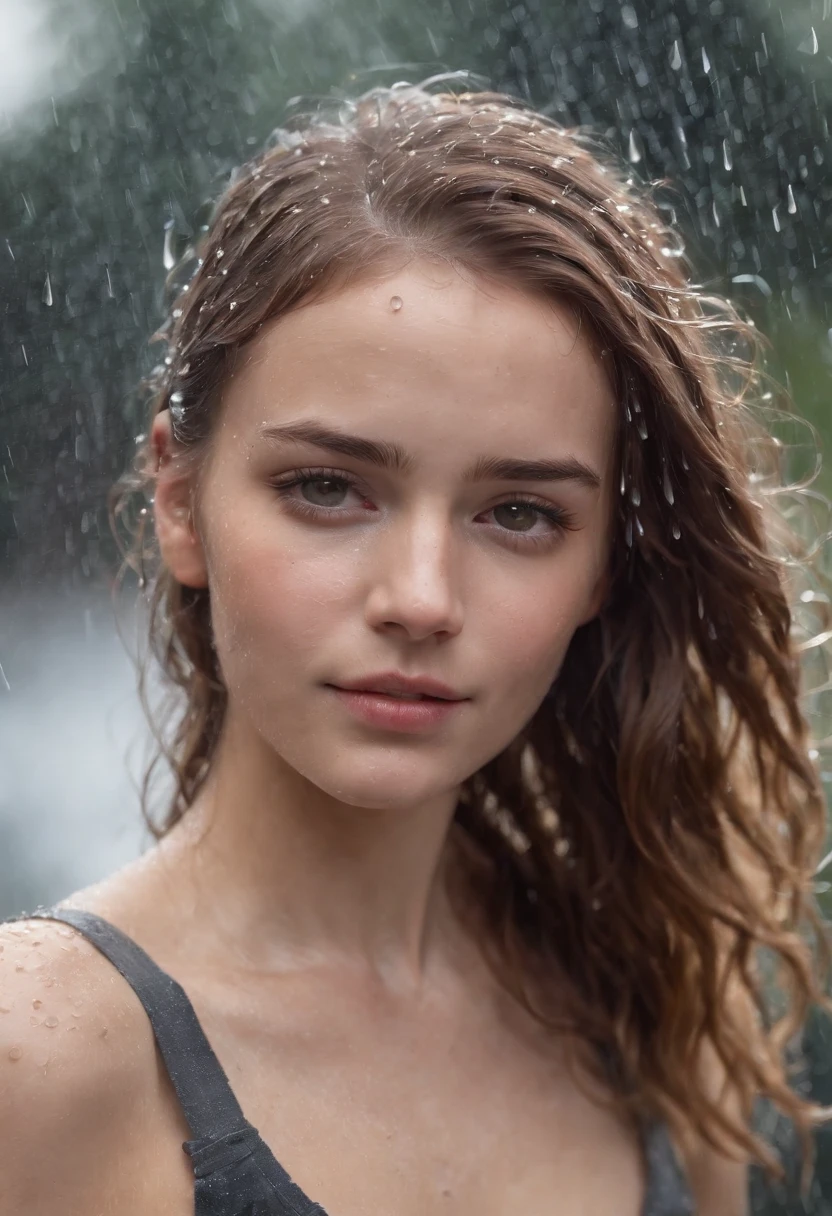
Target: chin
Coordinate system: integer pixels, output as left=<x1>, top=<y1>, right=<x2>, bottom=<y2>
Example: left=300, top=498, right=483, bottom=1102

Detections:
left=302, top=759, right=465, bottom=814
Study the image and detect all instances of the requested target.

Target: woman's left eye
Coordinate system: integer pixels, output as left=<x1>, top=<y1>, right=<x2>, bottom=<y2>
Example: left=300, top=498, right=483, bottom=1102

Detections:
left=269, top=470, right=576, bottom=546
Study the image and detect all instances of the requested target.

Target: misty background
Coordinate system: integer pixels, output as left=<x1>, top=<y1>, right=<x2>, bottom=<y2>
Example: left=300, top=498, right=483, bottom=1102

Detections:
left=2, top=0, right=832, bottom=1208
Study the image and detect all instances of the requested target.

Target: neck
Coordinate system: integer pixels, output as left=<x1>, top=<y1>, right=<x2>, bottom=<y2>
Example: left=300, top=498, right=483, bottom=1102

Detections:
left=155, top=712, right=465, bottom=989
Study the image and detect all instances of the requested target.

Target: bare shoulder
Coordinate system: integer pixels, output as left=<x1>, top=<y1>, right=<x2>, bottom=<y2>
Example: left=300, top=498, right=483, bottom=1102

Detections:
left=0, top=916, right=166, bottom=1213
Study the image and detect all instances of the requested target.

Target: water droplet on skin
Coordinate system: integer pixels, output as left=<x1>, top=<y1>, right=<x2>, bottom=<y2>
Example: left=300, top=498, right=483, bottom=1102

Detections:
left=8, top=1047, right=22, bottom=1061
left=42, top=273, right=53, bottom=306
left=492, top=158, right=500, bottom=164
left=32, top=999, right=42, bottom=1009
left=44, top=1016, right=58, bottom=1028
left=216, top=248, right=224, bottom=259
left=527, top=206, right=536, bottom=214
left=672, top=523, right=681, bottom=540
left=229, top=301, right=237, bottom=310
left=389, top=296, right=403, bottom=312
left=321, top=196, right=330, bottom=206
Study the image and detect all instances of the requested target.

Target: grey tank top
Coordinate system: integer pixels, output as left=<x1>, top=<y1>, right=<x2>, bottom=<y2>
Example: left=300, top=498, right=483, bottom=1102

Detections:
left=17, top=906, right=696, bottom=1215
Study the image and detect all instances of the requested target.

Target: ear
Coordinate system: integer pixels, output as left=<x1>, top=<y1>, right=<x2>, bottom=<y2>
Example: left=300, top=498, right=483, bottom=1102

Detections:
left=150, top=411, right=209, bottom=589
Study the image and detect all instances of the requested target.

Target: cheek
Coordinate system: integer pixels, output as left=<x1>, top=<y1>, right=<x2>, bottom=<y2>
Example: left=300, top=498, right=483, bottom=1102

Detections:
left=479, top=556, right=598, bottom=696
left=203, top=519, right=357, bottom=669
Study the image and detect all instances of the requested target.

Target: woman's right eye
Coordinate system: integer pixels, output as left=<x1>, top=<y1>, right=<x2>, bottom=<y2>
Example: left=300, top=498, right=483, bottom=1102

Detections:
left=295, top=476, right=352, bottom=506
left=269, top=468, right=370, bottom=517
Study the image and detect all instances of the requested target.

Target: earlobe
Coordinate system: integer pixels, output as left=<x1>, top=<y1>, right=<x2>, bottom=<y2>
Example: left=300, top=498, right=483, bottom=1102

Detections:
left=150, top=412, right=209, bottom=589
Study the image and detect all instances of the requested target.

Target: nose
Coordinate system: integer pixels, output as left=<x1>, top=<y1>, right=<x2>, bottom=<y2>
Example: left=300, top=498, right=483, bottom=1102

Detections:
left=364, top=506, right=464, bottom=642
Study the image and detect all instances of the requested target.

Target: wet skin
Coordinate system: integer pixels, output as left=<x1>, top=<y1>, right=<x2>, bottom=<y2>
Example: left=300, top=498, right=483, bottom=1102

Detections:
left=0, top=261, right=746, bottom=1213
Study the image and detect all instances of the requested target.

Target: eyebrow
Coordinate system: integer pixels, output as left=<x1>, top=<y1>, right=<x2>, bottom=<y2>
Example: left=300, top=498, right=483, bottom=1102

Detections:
left=257, top=420, right=602, bottom=490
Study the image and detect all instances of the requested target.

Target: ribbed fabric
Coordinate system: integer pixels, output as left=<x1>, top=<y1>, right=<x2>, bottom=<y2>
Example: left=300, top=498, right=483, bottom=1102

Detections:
left=8, top=906, right=696, bottom=1215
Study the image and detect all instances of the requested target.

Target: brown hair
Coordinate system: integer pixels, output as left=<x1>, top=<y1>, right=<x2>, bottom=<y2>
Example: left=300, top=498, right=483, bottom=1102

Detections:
left=113, top=79, right=832, bottom=1189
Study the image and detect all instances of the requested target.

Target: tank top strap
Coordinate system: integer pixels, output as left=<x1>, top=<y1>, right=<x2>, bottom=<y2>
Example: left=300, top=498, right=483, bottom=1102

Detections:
left=26, top=906, right=247, bottom=1144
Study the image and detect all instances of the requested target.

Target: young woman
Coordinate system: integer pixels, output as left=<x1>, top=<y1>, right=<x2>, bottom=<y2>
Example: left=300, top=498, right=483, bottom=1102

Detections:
left=2, top=81, right=830, bottom=1216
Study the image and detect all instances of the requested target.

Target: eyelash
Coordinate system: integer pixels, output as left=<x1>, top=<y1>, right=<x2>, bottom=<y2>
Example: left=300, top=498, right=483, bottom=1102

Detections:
left=269, top=466, right=578, bottom=551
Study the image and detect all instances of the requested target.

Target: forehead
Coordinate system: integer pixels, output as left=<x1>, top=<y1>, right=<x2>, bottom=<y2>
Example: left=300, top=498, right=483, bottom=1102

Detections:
left=220, top=261, right=616, bottom=467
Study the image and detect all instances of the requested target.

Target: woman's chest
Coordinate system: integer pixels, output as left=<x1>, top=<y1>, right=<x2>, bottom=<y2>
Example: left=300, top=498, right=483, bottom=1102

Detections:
left=152, top=984, right=649, bottom=1216
left=120, top=1035, right=647, bottom=1216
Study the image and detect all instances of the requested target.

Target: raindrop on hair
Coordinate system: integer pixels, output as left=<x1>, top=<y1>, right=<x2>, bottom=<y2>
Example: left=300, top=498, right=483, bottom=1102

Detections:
left=390, top=295, right=403, bottom=312
left=662, top=466, right=675, bottom=505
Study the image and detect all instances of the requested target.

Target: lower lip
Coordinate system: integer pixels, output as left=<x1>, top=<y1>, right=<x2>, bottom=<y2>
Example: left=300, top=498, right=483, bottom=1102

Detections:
left=327, top=687, right=466, bottom=732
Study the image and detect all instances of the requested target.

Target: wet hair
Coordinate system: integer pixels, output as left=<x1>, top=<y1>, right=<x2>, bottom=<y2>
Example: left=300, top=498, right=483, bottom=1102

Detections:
left=113, top=77, right=832, bottom=1189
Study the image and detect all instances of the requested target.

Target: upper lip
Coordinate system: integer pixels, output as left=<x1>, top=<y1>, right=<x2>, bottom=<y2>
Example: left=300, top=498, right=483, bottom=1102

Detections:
left=330, top=672, right=467, bottom=700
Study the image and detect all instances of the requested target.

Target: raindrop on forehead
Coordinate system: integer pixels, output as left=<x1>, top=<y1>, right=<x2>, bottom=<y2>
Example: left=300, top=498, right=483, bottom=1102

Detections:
left=389, top=296, right=403, bottom=312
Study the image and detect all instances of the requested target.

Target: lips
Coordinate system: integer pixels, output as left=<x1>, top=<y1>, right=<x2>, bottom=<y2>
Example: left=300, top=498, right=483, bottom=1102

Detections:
left=329, top=672, right=466, bottom=701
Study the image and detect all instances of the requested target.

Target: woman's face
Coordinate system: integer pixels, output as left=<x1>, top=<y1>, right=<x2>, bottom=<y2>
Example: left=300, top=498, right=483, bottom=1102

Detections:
left=155, top=260, right=616, bottom=810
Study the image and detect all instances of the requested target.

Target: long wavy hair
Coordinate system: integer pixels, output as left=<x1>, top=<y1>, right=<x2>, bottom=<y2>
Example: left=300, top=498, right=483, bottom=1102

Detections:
left=112, top=78, right=832, bottom=1189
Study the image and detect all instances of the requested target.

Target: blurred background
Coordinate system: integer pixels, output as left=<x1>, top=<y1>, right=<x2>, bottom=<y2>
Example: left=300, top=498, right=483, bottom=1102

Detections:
left=1, top=0, right=832, bottom=1207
